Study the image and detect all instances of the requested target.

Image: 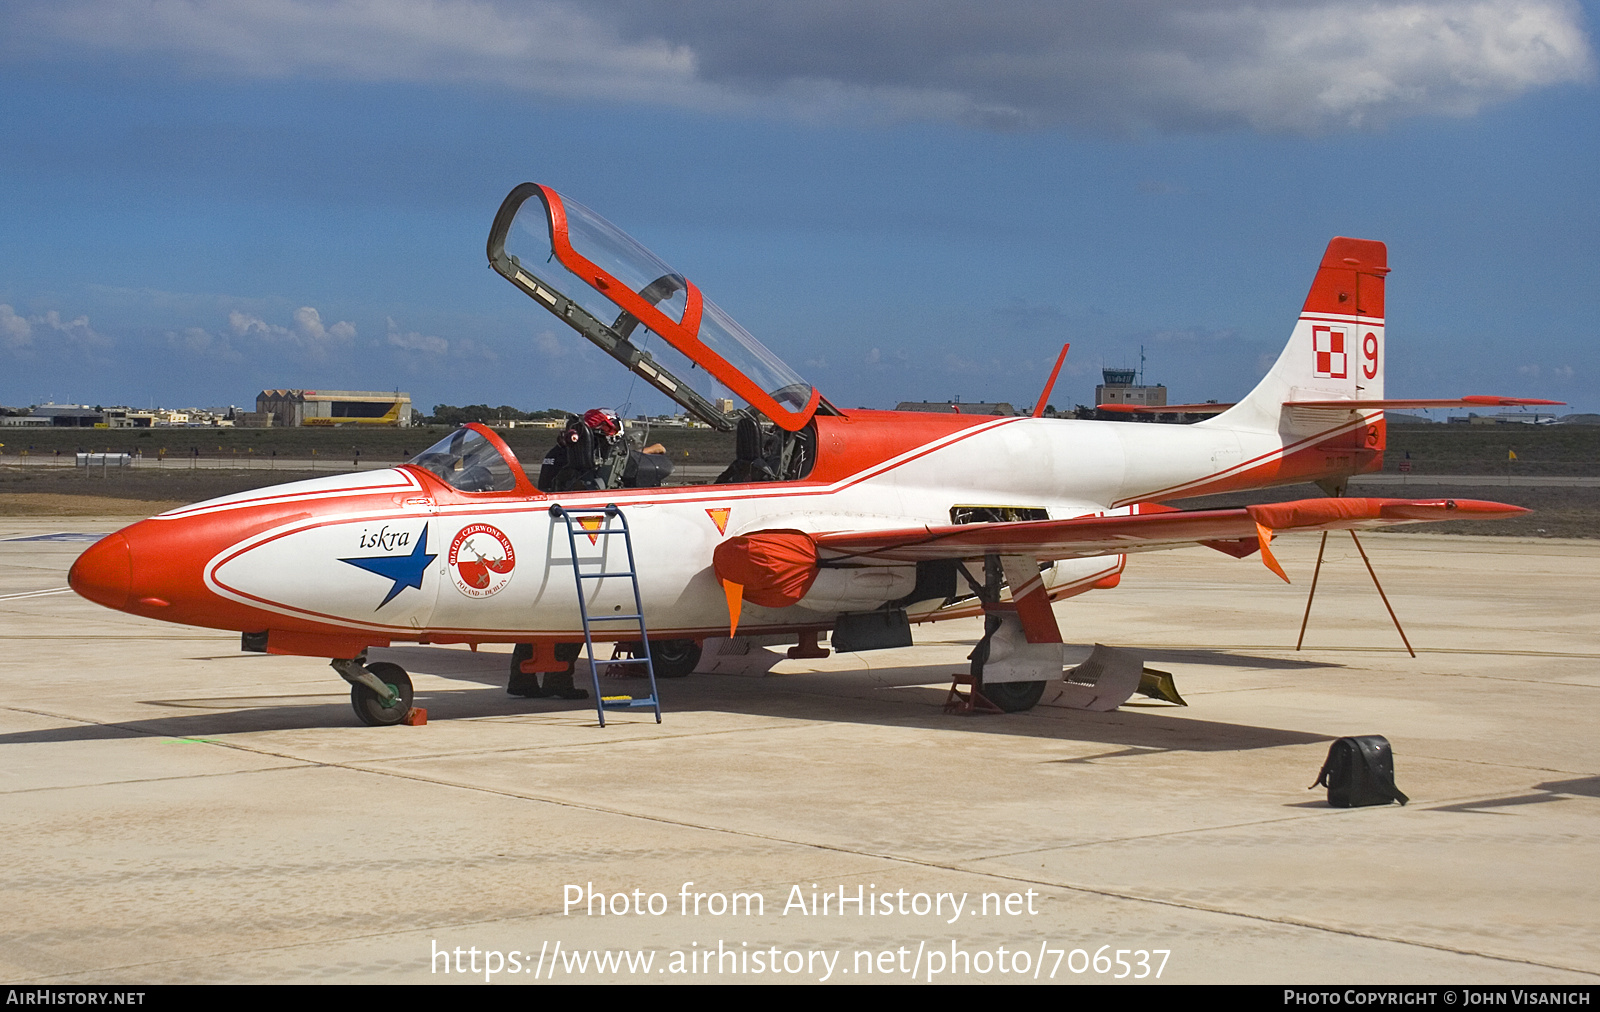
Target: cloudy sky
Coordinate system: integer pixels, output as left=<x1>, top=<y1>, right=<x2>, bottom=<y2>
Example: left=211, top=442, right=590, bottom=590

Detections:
left=2, top=0, right=1596, bottom=416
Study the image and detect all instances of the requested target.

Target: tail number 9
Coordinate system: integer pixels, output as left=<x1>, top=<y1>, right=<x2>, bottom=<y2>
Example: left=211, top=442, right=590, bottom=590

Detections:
left=1362, top=332, right=1379, bottom=379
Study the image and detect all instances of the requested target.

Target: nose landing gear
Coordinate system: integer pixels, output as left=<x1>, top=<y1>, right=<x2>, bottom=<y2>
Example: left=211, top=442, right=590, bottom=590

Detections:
left=332, top=657, right=416, bottom=726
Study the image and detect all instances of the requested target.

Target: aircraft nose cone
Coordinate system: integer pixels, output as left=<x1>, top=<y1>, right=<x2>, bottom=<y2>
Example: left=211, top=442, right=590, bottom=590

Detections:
left=69, top=533, right=131, bottom=611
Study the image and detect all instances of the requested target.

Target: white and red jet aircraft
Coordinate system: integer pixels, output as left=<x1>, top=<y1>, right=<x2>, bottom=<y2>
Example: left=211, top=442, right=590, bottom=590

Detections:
left=69, top=182, right=1552, bottom=726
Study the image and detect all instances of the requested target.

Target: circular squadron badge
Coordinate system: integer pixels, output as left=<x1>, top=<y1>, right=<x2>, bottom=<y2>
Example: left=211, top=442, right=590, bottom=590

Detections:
left=448, top=523, right=516, bottom=598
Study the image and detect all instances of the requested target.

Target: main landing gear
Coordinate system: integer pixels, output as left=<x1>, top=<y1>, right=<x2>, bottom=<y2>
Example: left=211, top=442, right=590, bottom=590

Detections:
left=332, top=657, right=414, bottom=726
left=617, top=639, right=702, bottom=678
left=979, top=679, right=1047, bottom=713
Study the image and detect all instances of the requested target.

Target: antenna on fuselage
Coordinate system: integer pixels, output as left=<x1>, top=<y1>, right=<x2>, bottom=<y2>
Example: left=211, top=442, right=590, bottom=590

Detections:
left=1032, top=343, right=1071, bottom=418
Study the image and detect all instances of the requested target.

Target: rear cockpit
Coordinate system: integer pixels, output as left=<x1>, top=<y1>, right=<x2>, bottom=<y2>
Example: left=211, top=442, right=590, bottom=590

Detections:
left=486, top=182, right=830, bottom=490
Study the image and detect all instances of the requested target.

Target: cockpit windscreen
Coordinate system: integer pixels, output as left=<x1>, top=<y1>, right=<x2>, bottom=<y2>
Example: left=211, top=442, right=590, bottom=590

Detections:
left=408, top=427, right=518, bottom=493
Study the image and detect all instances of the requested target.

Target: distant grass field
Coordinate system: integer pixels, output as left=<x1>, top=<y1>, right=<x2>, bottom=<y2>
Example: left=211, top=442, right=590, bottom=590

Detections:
left=0, top=423, right=738, bottom=466
left=1380, top=425, right=1600, bottom=476
left=3, top=420, right=1593, bottom=471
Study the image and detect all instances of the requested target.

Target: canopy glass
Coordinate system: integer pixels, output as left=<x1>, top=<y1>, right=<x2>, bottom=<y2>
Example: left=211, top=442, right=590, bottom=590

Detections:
left=487, top=183, right=825, bottom=431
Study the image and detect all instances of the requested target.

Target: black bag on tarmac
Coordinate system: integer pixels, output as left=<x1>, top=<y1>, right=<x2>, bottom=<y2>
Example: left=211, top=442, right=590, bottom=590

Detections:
left=1312, top=735, right=1409, bottom=807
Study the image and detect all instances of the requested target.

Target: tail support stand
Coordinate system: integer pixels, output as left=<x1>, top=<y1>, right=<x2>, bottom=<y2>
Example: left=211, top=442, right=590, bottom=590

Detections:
left=1349, top=530, right=1415, bottom=658
left=550, top=503, right=663, bottom=725
left=1295, top=531, right=1330, bottom=651
left=1295, top=529, right=1415, bottom=658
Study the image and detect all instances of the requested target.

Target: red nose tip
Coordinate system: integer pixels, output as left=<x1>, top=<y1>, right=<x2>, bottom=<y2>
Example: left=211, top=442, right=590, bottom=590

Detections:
left=69, top=533, right=131, bottom=611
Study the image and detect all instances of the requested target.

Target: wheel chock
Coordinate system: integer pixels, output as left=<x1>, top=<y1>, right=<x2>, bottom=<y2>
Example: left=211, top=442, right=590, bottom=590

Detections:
left=1137, top=667, right=1187, bottom=705
left=944, top=673, right=1003, bottom=715
left=401, top=707, right=428, bottom=726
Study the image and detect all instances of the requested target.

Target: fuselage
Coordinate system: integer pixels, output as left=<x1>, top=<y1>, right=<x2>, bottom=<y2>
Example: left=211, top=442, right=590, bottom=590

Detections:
left=68, top=406, right=1380, bottom=658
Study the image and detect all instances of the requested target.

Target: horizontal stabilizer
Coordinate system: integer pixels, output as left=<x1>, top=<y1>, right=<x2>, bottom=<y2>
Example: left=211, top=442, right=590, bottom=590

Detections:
left=1101, top=395, right=1562, bottom=415
left=1284, top=396, right=1564, bottom=410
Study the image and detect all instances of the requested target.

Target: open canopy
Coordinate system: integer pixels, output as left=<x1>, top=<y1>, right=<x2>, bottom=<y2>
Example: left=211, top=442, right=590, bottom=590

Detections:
left=487, top=182, right=828, bottom=432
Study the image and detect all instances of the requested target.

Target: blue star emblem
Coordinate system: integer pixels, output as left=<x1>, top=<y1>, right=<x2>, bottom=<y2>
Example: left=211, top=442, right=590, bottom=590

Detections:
left=340, top=526, right=436, bottom=609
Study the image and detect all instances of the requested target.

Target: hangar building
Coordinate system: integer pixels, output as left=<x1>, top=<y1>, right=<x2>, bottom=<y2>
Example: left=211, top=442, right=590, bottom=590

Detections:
left=256, top=390, right=412, bottom=427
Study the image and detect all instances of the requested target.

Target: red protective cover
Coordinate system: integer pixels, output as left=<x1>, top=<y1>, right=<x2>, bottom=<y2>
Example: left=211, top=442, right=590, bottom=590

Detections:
left=713, top=530, right=821, bottom=607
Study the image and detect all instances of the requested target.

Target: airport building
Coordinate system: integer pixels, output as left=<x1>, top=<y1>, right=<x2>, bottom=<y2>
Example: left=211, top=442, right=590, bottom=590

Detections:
left=256, top=389, right=412, bottom=427
left=1095, top=367, right=1167, bottom=408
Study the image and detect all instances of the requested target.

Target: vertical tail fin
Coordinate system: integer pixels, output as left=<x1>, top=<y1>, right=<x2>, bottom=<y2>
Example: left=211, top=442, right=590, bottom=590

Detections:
left=1209, top=237, right=1388, bottom=434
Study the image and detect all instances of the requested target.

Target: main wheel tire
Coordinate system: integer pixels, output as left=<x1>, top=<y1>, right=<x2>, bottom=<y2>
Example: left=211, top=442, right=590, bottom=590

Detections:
left=981, top=679, right=1046, bottom=713
left=351, top=661, right=413, bottom=726
left=649, top=639, right=702, bottom=678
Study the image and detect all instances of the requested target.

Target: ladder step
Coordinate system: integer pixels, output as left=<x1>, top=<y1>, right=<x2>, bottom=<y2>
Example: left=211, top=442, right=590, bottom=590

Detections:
left=587, top=614, right=643, bottom=622
left=575, top=571, right=636, bottom=580
left=591, top=657, right=650, bottom=667
left=601, top=696, right=658, bottom=709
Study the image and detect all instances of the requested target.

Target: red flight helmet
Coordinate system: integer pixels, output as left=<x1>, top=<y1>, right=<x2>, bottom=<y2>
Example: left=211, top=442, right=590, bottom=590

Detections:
left=582, top=408, right=620, bottom=436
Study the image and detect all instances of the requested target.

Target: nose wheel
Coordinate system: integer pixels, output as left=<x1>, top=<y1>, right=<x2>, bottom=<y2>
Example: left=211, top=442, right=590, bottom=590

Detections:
left=333, top=657, right=415, bottom=726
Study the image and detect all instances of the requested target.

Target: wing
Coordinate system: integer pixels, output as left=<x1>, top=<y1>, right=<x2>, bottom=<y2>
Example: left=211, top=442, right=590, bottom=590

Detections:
left=710, top=496, right=1525, bottom=637
left=811, top=497, right=1525, bottom=571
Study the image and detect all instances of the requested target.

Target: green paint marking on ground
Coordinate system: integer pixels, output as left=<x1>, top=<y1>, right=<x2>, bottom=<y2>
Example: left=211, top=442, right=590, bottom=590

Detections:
left=160, top=737, right=219, bottom=744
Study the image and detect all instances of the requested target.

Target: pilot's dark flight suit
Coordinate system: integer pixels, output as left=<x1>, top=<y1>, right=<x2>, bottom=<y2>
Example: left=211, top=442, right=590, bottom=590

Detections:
left=537, top=429, right=600, bottom=493
left=537, top=423, right=673, bottom=492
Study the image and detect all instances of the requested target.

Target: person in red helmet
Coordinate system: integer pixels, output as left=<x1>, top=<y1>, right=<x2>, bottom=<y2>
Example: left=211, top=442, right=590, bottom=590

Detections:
left=537, top=408, right=620, bottom=493
left=583, top=407, right=619, bottom=436
left=536, top=408, right=672, bottom=493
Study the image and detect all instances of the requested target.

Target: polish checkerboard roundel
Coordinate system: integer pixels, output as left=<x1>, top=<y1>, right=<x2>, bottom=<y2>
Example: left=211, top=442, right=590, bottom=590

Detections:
left=1313, top=325, right=1348, bottom=379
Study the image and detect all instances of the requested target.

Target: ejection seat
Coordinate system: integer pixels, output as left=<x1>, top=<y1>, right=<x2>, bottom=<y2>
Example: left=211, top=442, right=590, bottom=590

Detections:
left=715, top=415, right=780, bottom=484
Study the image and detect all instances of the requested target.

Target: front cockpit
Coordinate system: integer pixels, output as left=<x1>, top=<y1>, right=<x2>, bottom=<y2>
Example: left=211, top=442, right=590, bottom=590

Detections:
left=407, top=425, right=524, bottom=493
left=486, top=183, right=833, bottom=488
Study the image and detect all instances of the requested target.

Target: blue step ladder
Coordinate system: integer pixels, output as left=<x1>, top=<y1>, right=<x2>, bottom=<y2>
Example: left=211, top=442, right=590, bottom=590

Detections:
left=549, top=504, right=662, bottom=725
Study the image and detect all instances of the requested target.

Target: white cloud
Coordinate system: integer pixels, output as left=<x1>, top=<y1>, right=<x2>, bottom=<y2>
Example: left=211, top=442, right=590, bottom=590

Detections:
left=0, top=305, right=33, bottom=351
left=0, top=305, right=111, bottom=361
left=384, top=318, right=499, bottom=373
left=8, top=1, right=1593, bottom=132
left=166, top=325, right=245, bottom=363
left=228, top=305, right=356, bottom=360
left=36, top=309, right=109, bottom=349
left=451, top=336, right=499, bottom=363
left=13, top=0, right=706, bottom=108
left=294, top=305, right=356, bottom=343
left=386, top=317, right=449, bottom=355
